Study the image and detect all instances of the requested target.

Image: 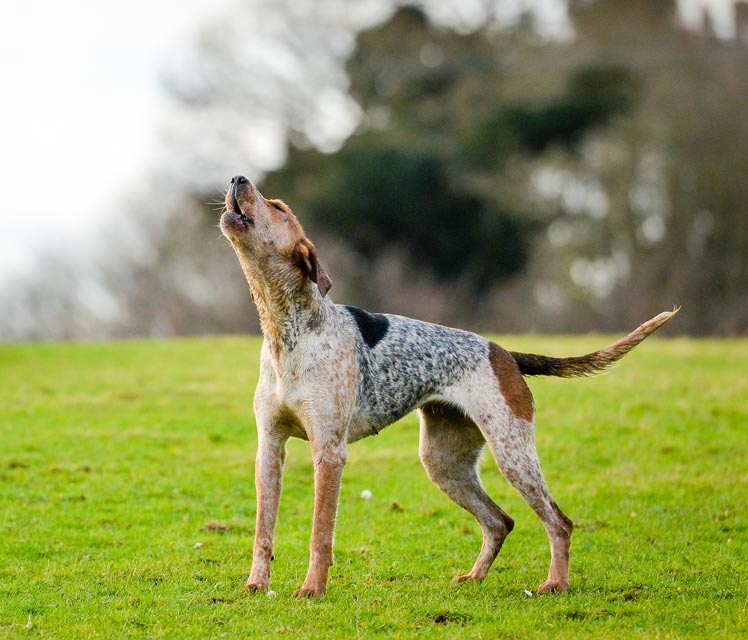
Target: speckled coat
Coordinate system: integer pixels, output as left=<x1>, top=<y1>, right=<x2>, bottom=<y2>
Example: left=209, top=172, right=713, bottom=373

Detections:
left=220, top=175, right=678, bottom=598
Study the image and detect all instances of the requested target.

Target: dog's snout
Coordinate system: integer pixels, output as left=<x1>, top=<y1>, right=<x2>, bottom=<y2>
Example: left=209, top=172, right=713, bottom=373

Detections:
left=232, top=175, right=249, bottom=187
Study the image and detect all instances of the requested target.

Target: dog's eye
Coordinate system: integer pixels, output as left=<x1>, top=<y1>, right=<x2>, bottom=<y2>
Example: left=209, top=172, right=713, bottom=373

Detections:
left=270, top=202, right=284, bottom=212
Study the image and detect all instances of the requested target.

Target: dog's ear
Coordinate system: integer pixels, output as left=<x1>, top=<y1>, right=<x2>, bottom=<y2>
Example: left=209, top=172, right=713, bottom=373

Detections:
left=294, top=238, right=332, bottom=297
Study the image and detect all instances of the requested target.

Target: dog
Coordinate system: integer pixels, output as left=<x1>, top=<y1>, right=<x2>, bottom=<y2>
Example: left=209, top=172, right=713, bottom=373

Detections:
left=219, top=175, right=677, bottom=597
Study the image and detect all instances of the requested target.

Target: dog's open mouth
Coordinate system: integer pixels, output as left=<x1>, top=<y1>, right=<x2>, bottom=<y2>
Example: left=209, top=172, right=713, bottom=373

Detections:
left=229, top=187, right=254, bottom=226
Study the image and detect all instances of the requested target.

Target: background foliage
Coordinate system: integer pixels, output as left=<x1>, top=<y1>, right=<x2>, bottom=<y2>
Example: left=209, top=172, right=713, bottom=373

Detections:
left=3, top=0, right=748, bottom=339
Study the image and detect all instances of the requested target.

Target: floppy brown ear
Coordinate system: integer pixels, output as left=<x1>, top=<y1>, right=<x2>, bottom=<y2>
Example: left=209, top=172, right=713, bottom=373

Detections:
left=294, top=238, right=332, bottom=297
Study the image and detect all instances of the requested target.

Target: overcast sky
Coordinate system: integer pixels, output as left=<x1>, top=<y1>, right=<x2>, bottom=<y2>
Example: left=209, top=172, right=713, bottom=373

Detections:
left=0, top=0, right=231, bottom=288
left=0, top=0, right=738, bottom=291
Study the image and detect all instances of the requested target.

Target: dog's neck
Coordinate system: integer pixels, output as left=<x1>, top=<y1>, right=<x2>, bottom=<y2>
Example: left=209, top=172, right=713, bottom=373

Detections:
left=239, top=255, right=329, bottom=356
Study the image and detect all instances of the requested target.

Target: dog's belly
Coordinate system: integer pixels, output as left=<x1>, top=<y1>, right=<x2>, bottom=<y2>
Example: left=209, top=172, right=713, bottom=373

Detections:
left=346, top=412, right=392, bottom=442
left=347, top=378, right=440, bottom=441
left=346, top=395, right=425, bottom=442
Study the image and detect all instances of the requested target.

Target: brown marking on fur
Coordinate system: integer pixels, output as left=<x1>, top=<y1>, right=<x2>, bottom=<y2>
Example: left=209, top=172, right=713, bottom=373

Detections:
left=226, top=186, right=331, bottom=351
left=266, top=198, right=291, bottom=214
left=489, top=343, right=534, bottom=421
left=293, top=238, right=332, bottom=297
left=293, top=454, right=346, bottom=598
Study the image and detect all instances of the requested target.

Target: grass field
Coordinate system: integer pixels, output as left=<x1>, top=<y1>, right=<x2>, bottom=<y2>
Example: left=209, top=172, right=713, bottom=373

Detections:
left=1, top=335, right=746, bottom=638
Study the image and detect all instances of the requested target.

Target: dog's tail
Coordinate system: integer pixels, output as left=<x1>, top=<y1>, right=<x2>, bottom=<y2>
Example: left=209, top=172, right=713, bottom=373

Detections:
left=510, top=308, right=679, bottom=378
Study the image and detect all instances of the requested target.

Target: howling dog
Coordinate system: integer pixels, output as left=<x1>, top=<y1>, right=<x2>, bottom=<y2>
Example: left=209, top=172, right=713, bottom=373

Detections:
left=220, top=175, right=678, bottom=597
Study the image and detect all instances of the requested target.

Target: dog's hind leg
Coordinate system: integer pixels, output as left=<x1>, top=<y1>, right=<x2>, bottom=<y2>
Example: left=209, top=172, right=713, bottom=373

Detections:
left=468, top=347, right=574, bottom=593
left=479, top=411, right=573, bottom=594
left=418, top=403, right=515, bottom=583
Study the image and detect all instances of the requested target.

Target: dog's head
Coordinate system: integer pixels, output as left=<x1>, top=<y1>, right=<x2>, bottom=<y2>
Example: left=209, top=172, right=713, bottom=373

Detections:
left=220, top=176, right=332, bottom=297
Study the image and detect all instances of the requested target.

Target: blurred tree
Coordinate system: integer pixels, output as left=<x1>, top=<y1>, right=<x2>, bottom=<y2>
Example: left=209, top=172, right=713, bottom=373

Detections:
left=4, top=0, right=747, bottom=339
left=524, top=0, right=748, bottom=334
left=260, top=6, right=638, bottom=318
left=262, top=0, right=748, bottom=335
left=468, top=63, right=640, bottom=158
left=307, top=138, right=529, bottom=288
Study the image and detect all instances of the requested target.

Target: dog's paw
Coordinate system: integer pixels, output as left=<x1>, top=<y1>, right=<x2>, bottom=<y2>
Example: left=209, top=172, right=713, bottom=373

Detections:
left=452, top=571, right=484, bottom=584
left=245, top=580, right=269, bottom=593
left=536, top=579, right=569, bottom=594
left=293, top=586, right=325, bottom=598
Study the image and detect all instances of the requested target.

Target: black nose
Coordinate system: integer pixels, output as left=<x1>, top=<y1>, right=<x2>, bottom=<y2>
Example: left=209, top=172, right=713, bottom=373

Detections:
left=231, top=175, right=248, bottom=186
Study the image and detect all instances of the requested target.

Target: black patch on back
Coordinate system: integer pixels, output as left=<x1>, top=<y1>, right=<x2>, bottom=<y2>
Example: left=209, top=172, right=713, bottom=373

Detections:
left=345, top=306, right=389, bottom=350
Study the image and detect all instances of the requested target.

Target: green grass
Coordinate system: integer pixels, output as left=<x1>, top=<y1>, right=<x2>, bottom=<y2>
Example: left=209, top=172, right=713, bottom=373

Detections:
left=1, top=335, right=746, bottom=638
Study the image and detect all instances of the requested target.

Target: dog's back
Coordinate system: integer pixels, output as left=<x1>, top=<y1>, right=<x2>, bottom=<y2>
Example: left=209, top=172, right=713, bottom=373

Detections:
left=343, top=305, right=490, bottom=440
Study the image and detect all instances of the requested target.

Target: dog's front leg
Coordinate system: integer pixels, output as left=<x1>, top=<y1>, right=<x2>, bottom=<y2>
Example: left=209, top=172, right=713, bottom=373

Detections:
left=294, top=443, right=347, bottom=598
left=246, top=430, right=287, bottom=592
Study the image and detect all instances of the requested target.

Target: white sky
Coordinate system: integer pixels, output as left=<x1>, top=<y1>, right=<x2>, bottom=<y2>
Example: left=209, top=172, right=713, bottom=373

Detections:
left=0, top=0, right=739, bottom=290
left=0, top=0, right=231, bottom=287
